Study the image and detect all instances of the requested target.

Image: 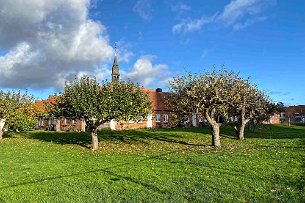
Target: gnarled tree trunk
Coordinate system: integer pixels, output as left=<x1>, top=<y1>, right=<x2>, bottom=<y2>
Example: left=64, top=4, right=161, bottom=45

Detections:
left=205, top=108, right=221, bottom=147
left=239, top=122, right=246, bottom=140
left=211, top=123, right=220, bottom=147
left=86, top=120, right=100, bottom=151
left=91, top=128, right=99, bottom=151
left=238, top=107, right=250, bottom=140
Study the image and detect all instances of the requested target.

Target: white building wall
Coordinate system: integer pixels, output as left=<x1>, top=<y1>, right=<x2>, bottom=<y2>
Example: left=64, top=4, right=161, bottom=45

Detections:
left=0, top=119, right=6, bottom=131
left=147, top=114, right=152, bottom=128
left=192, top=114, right=197, bottom=127
left=110, top=119, right=116, bottom=130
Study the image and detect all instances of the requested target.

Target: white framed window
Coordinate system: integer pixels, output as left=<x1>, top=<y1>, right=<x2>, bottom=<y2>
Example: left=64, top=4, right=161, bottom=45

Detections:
left=156, top=114, right=161, bottom=122
left=163, top=114, right=169, bottom=123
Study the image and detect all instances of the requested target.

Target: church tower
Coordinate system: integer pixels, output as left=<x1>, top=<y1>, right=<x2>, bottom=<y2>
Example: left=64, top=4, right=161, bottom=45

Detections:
left=111, top=45, right=120, bottom=82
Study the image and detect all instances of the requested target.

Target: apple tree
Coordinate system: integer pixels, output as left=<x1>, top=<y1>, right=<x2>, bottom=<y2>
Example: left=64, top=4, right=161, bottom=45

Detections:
left=52, top=76, right=151, bottom=150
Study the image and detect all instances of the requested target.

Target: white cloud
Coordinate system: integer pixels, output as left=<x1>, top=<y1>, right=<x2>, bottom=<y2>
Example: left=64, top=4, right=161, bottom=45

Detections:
left=169, top=1, right=191, bottom=13
left=232, top=16, right=267, bottom=30
left=126, top=56, right=170, bottom=87
left=217, top=0, right=273, bottom=28
left=133, top=0, right=153, bottom=21
left=116, top=40, right=134, bottom=63
left=172, top=0, right=275, bottom=33
left=172, top=16, right=215, bottom=34
left=0, top=0, right=114, bottom=89
left=77, top=65, right=112, bottom=84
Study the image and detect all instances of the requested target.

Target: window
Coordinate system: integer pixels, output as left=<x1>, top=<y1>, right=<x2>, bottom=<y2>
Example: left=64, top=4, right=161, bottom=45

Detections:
left=40, top=119, right=44, bottom=126
left=138, top=116, right=144, bottom=123
left=156, top=114, right=161, bottom=122
left=163, top=114, right=169, bottom=123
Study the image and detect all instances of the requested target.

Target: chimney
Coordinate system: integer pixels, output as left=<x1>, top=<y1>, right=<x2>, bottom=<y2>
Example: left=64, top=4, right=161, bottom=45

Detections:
left=156, top=88, right=162, bottom=92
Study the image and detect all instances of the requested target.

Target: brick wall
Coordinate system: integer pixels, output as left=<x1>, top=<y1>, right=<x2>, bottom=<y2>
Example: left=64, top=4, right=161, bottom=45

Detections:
left=37, top=117, right=85, bottom=132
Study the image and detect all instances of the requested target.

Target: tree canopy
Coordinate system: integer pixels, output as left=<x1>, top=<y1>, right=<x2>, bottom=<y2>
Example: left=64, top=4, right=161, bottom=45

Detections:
left=168, top=69, right=275, bottom=146
left=168, top=70, right=236, bottom=146
left=52, top=76, right=151, bottom=150
left=0, top=91, right=37, bottom=138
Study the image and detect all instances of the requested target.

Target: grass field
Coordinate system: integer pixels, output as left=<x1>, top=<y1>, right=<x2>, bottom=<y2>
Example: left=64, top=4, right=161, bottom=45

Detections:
left=0, top=124, right=304, bottom=202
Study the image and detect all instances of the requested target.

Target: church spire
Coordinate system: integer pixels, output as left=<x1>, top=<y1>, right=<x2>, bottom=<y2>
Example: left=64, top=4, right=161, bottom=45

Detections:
left=111, top=43, right=120, bottom=82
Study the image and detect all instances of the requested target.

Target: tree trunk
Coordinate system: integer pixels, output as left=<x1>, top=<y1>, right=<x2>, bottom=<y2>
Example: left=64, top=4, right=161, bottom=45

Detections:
left=239, top=122, right=246, bottom=140
left=205, top=108, right=221, bottom=147
left=0, top=131, right=3, bottom=140
left=91, top=129, right=99, bottom=151
left=211, top=123, right=220, bottom=147
left=238, top=106, right=249, bottom=140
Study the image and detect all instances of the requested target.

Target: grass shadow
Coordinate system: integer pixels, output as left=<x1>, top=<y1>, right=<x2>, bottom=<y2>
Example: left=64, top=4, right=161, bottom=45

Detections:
left=5, top=127, right=209, bottom=149
left=5, top=124, right=304, bottom=150
left=98, top=128, right=207, bottom=146
left=245, top=124, right=305, bottom=139
left=6, top=131, right=92, bottom=149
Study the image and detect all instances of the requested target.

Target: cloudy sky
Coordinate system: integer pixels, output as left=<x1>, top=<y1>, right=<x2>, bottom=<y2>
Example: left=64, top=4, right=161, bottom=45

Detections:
left=0, top=0, right=304, bottom=105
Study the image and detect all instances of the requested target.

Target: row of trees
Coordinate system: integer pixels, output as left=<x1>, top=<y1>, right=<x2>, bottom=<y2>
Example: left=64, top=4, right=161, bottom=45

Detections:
left=0, top=78, right=152, bottom=150
left=1, top=70, right=275, bottom=149
left=167, top=70, right=274, bottom=147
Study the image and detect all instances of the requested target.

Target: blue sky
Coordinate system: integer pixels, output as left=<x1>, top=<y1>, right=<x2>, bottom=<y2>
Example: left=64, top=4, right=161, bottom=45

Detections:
left=0, top=0, right=304, bottom=105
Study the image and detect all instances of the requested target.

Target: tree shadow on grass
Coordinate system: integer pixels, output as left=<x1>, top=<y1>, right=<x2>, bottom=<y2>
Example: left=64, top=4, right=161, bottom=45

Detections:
left=99, top=128, right=207, bottom=147
left=174, top=124, right=305, bottom=140
left=217, top=124, right=305, bottom=140
left=245, top=124, right=305, bottom=139
left=4, top=128, right=208, bottom=149
left=4, top=124, right=305, bottom=150
left=5, top=131, right=92, bottom=149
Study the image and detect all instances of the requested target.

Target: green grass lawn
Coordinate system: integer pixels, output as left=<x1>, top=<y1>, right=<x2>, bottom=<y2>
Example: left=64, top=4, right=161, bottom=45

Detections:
left=0, top=125, right=304, bottom=202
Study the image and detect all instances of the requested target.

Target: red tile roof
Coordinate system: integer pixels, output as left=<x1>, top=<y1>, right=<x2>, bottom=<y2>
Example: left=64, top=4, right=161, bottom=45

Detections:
left=142, top=88, right=169, bottom=111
